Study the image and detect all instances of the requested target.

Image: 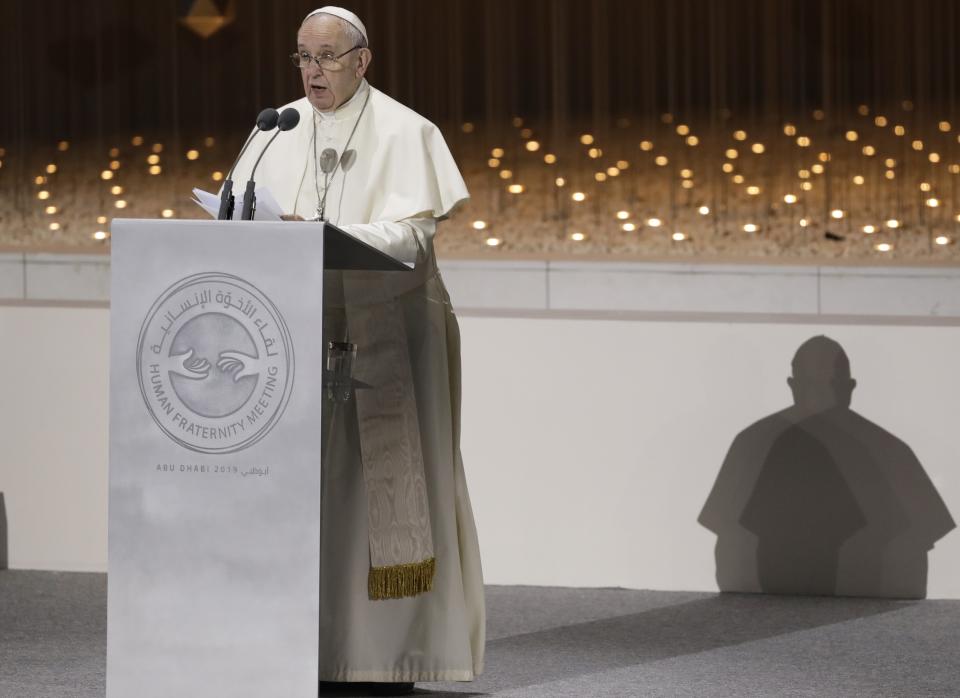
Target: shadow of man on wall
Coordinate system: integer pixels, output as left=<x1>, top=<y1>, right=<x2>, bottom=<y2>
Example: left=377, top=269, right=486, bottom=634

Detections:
left=698, top=335, right=955, bottom=598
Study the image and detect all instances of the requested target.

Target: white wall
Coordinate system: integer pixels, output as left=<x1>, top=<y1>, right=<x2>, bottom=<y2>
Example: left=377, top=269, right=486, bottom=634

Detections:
left=2, top=256, right=960, bottom=597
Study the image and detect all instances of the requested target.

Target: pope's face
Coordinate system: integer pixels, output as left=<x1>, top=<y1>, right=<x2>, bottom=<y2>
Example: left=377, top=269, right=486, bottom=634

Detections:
left=297, top=15, right=370, bottom=112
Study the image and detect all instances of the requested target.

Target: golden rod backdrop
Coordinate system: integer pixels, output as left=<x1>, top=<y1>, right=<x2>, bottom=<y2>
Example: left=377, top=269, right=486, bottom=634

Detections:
left=1, top=0, right=960, bottom=258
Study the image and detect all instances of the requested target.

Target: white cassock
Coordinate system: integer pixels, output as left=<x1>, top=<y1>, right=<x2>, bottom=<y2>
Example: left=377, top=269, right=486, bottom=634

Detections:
left=229, top=78, right=485, bottom=682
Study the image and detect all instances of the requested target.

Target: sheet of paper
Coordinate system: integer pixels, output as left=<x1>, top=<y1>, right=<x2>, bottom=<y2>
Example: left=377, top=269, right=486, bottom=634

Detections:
left=192, top=187, right=284, bottom=221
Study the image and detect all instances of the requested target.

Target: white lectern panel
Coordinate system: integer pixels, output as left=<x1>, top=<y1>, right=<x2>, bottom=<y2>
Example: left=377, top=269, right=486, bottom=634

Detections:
left=107, top=219, right=325, bottom=698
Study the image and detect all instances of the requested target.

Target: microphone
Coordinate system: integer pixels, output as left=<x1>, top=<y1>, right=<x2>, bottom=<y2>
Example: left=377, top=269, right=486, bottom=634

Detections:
left=240, top=107, right=301, bottom=221
left=217, top=108, right=279, bottom=220
left=317, top=148, right=338, bottom=221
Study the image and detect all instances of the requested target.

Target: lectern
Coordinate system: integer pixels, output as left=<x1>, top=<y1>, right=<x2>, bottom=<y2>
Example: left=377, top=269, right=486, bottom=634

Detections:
left=107, top=219, right=407, bottom=698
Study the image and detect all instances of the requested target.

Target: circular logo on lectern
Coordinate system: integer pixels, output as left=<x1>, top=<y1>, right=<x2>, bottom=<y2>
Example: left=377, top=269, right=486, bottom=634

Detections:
left=136, top=272, right=294, bottom=454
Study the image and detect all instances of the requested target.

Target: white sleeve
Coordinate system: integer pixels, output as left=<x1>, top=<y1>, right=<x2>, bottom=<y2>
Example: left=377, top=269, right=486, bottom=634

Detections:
left=342, top=218, right=437, bottom=264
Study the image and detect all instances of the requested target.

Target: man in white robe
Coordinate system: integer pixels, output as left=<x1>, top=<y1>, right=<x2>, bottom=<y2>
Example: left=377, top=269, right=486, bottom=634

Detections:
left=227, top=7, right=484, bottom=692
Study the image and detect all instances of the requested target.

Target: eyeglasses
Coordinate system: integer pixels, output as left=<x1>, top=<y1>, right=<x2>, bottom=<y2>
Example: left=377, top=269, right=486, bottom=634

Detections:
left=290, top=47, right=361, bottom=72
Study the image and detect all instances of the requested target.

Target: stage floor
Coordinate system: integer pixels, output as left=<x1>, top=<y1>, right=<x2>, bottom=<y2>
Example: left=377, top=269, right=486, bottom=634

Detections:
left=1, top=571, right=958, bottom=697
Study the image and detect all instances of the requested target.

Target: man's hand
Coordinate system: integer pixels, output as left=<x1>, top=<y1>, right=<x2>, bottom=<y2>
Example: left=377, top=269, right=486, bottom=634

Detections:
left=281, top=214, right=305, bottom=221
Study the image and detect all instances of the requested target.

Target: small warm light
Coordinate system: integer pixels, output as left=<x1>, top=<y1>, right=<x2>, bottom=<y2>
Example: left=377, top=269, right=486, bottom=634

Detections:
left=621, top=222, right=636, bottom=232
left=733, top=130, right=747, bottom=141
left=818, top=151, right=831, bottom=162
left=594, top=172, right=607, bottom=182
left=654, top=155, right=668, bottom=166
left=862, top=145, right=876, bottom=156
left=885, top=158, right=896, bottom=168
left=681, top=180, right=694, bottom=189
left=929, top=152, right=941, bottom=163
left=863, top=225, right=876, bottom=234
left=920, top=182, right=932, bottom=192
left=492, top=147, right=505, bottom=158
left=151, top=143, right=163, bottom=154
left=732, top=174, right=745, bottom=184
left=487, top=158, right=500, bottom=168
left=661, top=113, right=674, bottom=123
left=751, top=143, right=765, bottom=154
left=721, top=163, right=734, bottom=173
left=114, top=199, right=127, bottom=209
left=885, top=170, right=896, bottom=180
left=698, top=205, right=710, bottom=215
left=147, top=154, right=160, bottom=165
left=461, top=122, right=475, bottom=133
left=939, top=121, right=952, bottom=132
left=485, top=237, right=501, bottom=247
left=857, top=104, right=869, bottom=116
left=801, top=181, right=814, bottom=191
left=616, top=210, right=630, bottom=220
left=472, top=220, right=487, bottom=230
left=796, top=136, right=811, bottom=147
left=647, top=217, right=662, bottom=227
left=544, top=153, right=557, bottom=164
left=912, top=140, right=924, bottom=151
left=580, top=134, right=594, bottom=145
left=131, top=135, right=144, bottom=146
left=813, top=109, right=825, bottom=120
left=743, top=223, right=759, bottom=233
left=894, top=125, right=906, bottom=136
left=616, top=160, right=629, bottom=169
left=875, top=115, right=888, bottom=127
left=525, top=140, right=540, bottom=152
left=45, top=163, right=57, bottom=174
left=571, top=191, right=586, bottom=202
left=783, top=123, right=797, bottom=136
left=110, top=185, right=123, bottom=195
left=44, top=205, right=56, bottom=214
left=109, top=147, right=120, bottom=158
left=831, top=209, right=844, bottom=219
left=555, top=177, right=566, bottom=187
left=886, top=219, right=900, bottom=228
left=935, top=235, right=950, bottom=245
left=606, top=167, right=620, bottom=177
left=672, top=231, right=687, bottom=241
left=37, top=190, right=50, bottom=200
left=570, top=232, right=586, bottom=242
left=48, top=222, right=61, bottom=231
left=926, top=197, right=940, bottom=208
left=507, top=183, right=525, bottom=194
left=853, top=175, right=865, bottom=185
left=34, top=176, right=46, bottom=185
left=100, top=170, right=113, bottom=180
left=212, top=171, right=223, bottom=181
left=520, top=128, right=533, bottom=139
left=845, top=130, right=859, bottom=142
left=161, top=209, right=174, bottom=218
left=499, top=169, right=513, bottom=179
left=57, top=140, right=69, bottom=151
left=951, top=164, right=960, bottom=174
left=784, top=194, right=798, bottom=204
left=512, top=117, right=524, bottom=127
left=149, top=165, right=162, bottom=175
left=875, top=242, right=893, bottom=252
left=686, top=135, right=699, bottom=146
left=799, top=169, right=811, bottom=179
left=186, top=149, right=199, bottom=160
left=93, top=231, right=109, bottom=241
left=812, top=164, right=824, bottom=174
left=639, top=140, right=654, bottom=151
left=799, top=218, right=809, bottom=227
left=746, top=185, right=761, bottom=195
left=680, top=168, right=693, bottom=179
left=676, top=124, right=690, bottom=136
left=725, top=148, right=738, bottom=159
left=96, top=216, right=108, bottom=224
left=204, top=136, right=216, bottom=148
left=588, top=147, right=602, bottom=158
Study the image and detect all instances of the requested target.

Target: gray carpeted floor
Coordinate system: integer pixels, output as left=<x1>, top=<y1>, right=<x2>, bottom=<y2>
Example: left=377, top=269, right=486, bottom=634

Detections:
left=2, top=571, right=958, bottom=697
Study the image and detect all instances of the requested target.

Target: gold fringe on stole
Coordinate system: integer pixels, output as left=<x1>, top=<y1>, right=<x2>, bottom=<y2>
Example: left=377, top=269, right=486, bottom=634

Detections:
left=368, top=557, right=436, bottom=600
